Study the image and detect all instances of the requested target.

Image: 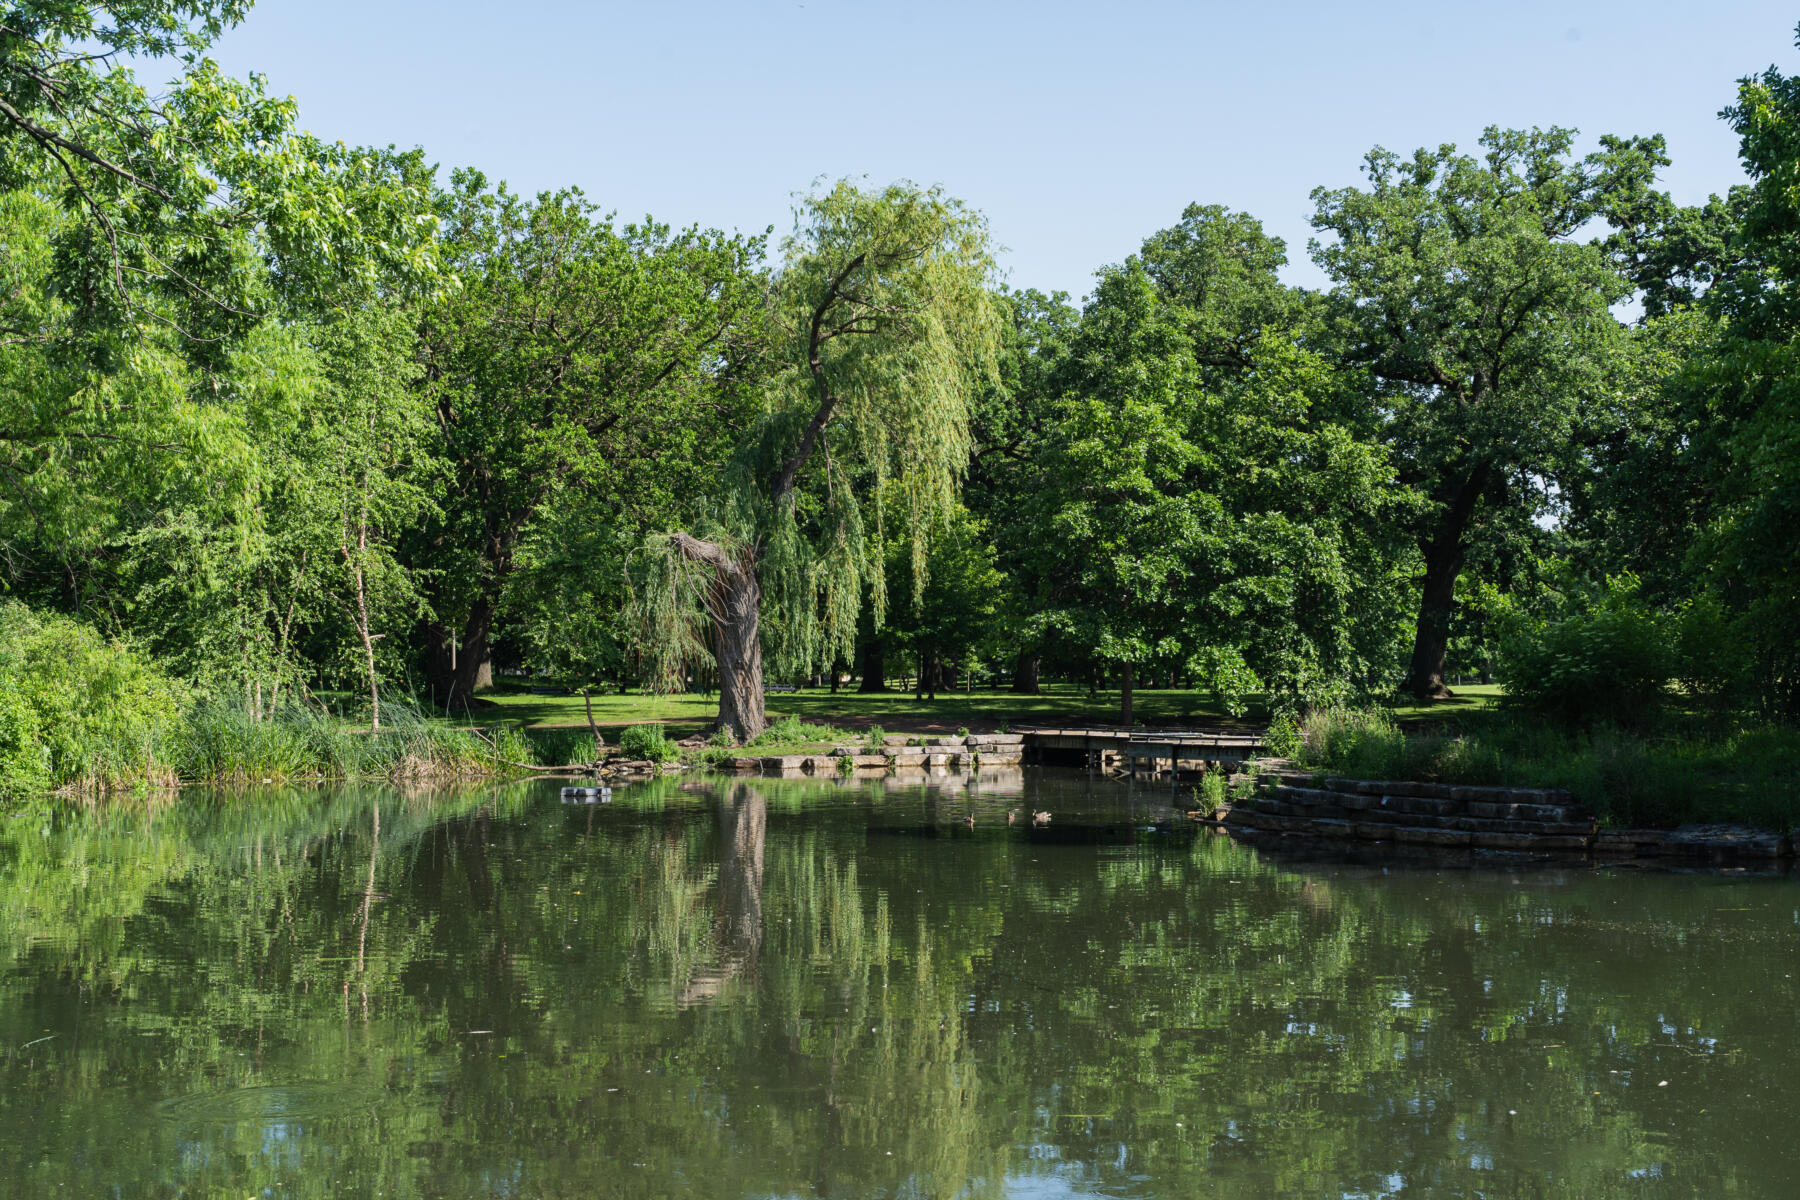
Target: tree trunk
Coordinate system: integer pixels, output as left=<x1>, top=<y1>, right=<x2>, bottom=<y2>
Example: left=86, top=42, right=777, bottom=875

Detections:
left=1011, top=651, right=1040, bottom=694
left=711, top=567, right=766, bottom=742
left=672, top=532, right=767, bottom=742
left=1120, top=661, right=1135, bottom=727
left=582, top=688, right=604, bottom=760
left=342, top=514, right=381, bottom=732
left=858, top=638, right=886, bottom=692
left=1403, top=462, right=1494, bottom=700
left=422, top=598, right=495, bottom=714
left=1404, top=542, right=1463, bottom=700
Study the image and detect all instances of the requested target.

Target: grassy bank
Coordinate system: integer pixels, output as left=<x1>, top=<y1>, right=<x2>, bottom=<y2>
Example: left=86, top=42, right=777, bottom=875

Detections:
left=1276, top=707, right=1800, bottom=830
left=477, top=682, right=1283, bottom=734
left=173, top=702, right=555, bottom=787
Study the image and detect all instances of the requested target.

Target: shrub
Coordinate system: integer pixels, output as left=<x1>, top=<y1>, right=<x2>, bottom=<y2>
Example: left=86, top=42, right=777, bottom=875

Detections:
left=1294, top=706, right=1408, bottom=778
left=1193, top=770, right=1228, bottom=816
left=524, top=727, right=605, bottom=767
left=1667, top=594, right=1743, bottom=721
left=619, top=722, right=676, bottom=763
left=1274, top=702, right=1800, bottom=830
left=0, top=602, right=186, bottom=794
left=1499, top=580, right=1671, bottom=728
left=178, top=700, right=501, bottom=783
left=1264, top=711, right=1301, bottom=758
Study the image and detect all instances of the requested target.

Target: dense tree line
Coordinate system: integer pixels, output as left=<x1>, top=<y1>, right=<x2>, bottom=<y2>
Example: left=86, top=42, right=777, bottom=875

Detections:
left=3, top=3, right=1799, bottom=747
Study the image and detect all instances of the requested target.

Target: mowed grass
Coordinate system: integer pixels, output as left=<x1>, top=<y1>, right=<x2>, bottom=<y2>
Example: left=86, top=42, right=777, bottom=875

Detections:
left=478, top=682, right=1258, bottom=736
left=478, top=681, right=1508, bottom=739
left=1385, top=683, right=1505, bottom=724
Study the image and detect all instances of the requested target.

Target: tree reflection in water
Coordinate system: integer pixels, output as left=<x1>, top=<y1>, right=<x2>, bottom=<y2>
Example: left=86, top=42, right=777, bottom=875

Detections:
left=679, top=782, right=765, bottom=1007
left=0, top=773, right=1795, bottom=1198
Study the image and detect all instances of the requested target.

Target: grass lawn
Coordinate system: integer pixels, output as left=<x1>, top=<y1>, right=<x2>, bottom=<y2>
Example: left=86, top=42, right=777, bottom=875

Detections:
left=476, top=681, right=1507, bottom=741
left=478, top=682, right=1253, bottom=737
left=1385, top=683, right=1504, bottom=724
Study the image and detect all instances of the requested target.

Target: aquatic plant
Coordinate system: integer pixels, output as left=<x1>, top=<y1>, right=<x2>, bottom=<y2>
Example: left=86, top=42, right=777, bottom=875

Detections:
left=618, top=723, right=677, bottom=763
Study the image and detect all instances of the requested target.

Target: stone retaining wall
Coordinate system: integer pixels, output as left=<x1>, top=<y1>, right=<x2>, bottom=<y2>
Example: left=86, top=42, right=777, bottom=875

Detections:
left=734, top=733, right=1026, bottom=777
left=1223, top=775, right=1795, bottom=863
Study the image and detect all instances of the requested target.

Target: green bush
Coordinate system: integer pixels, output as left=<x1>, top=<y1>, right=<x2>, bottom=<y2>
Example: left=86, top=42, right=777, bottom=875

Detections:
left=0, top=602, right=186, bottom=794
left=1296, top=706, right=1409, bottom=778
left=524, top=727, right=604, bottom=767
left=1282, top=702, right=1800, bottom=830
left=1264, top=711, right=1301, bottom=758
left=1193, top=770, right=1228, bottom=815
left=1499, top=581, right=1671, bottom=728
left=1667, top=594, right=1743, bottom=720
left=619, top=722, right=676, bottom=763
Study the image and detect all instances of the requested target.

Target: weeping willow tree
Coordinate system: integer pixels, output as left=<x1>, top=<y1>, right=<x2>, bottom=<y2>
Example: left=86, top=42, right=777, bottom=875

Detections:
left=644, top=181, right=1002, bottom=742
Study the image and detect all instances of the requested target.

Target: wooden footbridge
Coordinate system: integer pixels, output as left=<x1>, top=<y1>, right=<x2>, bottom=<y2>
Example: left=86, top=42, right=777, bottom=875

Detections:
left=1015, top=726, right=1265, bottom=776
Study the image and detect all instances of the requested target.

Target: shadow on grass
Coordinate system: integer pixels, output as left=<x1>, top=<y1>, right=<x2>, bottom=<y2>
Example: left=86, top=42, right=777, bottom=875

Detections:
left=479, top=683, right=1258, bottom=734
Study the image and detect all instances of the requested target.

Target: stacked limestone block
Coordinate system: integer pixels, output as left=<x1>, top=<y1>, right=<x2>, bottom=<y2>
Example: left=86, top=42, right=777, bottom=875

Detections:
left=1225, top=775, right=1796, bottom=862
left=814, top=732, right=1026, bottom=776
left=1226, top=778, right=1595, bottom=851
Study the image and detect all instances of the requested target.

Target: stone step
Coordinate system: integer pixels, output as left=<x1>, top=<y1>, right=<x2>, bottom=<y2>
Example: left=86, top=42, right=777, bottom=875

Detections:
left=1661, top=824, right=1792, bottom=859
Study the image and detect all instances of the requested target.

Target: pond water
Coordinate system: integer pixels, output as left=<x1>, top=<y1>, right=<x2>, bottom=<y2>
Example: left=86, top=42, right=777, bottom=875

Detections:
left=1, top=769, right=1795, bottom=1198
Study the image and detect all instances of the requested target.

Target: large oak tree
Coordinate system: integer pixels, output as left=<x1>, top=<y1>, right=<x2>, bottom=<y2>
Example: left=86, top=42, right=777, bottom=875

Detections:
left=1310, top=127, right=1661, bottom=698
left=413, top=173, right=766, bottom=709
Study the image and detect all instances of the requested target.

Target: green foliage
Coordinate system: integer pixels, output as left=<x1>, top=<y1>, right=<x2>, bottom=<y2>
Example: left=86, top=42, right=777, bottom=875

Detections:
left=878, top=501, right=1004, bottom=696
left=1263, top=712, right=1301, bottom=759
left=761, top=179, right=1005, bottom=642
left=1499, top=580, right=1672, bottom=729
left=176, top=700, right=505, bottom=783
left=747, top=715, right=841, bottom=749
left=0, top=1, right=439, bottom=328
left=1293, top=706, right=1409, bottom=780
left=1192, top=770, right=1229, bottom=817
left=522, top=728, right=606, bottom=768
left=0, top=601, right=185, bottom=793
left=1284, top=705, right=1800, bottom=829
left=862, top=725, right=887, bottom=754
left=618, top=723, right=677, bottom=763
left=418, top=171, right=768, bottom=705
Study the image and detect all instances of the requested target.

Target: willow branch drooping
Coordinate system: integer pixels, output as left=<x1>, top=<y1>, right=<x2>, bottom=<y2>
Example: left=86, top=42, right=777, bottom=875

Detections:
left=652, top=181, right=1003, bottom=741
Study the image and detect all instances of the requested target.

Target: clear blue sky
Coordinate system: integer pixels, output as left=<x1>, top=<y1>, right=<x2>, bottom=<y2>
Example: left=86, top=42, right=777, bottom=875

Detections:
left=207, top=1, right=1796, bottom=300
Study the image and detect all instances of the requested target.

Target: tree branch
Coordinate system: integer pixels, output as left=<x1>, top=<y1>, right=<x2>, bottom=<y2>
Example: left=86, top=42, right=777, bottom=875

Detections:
left=0, top=95, right=173, bottom=199
left=671, top=531, right=745, bottom=579
left=770, top=250, right=866, bottom=506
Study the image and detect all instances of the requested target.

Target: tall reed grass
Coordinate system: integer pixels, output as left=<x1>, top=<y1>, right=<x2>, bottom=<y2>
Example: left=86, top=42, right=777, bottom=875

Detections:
left=1277, top=706, right=1800, bottom=829
left=176, top=701, right=531, bottom=785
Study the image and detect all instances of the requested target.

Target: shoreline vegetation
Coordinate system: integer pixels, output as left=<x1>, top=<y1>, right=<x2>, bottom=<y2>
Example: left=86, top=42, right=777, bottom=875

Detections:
left=8, top=625, right=1793, bottom=833
left=1270, top=707, right=1800, bottom=832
